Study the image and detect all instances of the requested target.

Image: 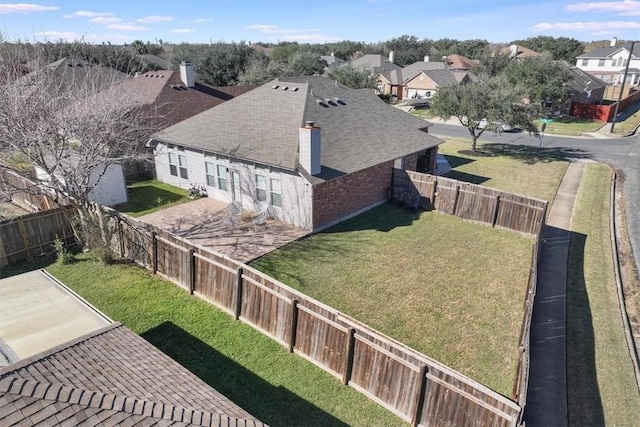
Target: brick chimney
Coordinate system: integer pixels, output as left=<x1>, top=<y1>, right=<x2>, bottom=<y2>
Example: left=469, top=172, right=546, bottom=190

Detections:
left=388, top=50, right=395, bottom=63
left=299, top=121, right=321, bottom=176
left=179, top=61, right=195, bottom=87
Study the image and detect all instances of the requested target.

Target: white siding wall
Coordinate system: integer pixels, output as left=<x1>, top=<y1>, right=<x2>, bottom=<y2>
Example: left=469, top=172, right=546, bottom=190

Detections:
left=154, top=143, right=313, bottom=229
left=577, top=49, right=640, bottom=76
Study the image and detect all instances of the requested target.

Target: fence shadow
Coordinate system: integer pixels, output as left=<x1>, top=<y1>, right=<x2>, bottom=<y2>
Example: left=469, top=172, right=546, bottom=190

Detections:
left=481, top=144, right=592, bottom=164
left=443, top=170, right=489, bottom=185
left=322, top=203, right=421, bottom=234
left=566, top=231, right=604, bottom=426
left=443, top=154, right=476, bottom=168
left=141, top=321, right=349, bottom=427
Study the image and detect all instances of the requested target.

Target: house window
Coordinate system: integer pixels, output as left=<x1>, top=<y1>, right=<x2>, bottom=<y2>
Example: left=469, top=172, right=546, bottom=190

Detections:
left=617, top=57, right=623, bottom=67
left=217, top=165, right=227, bottom=191
left=581, top=59, right=588, bottom=66
left=205, top=162, right=216, bottom=187
left=598, top=59, right=605, bottom=66
left=255, top=173, right=267, bottom=202
left=178, top=154, right=188, bottom=179
left=270, top=177, right=282, bottom=207
left=623, top=59, right=628, bottom=67
left=168, top=152, right=177, bottom=176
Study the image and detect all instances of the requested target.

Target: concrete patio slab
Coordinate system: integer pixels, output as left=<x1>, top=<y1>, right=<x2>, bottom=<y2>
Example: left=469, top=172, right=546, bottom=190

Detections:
left=137, top=197, right=310, bottom=263
left=0, top=270, right=111, bottom=365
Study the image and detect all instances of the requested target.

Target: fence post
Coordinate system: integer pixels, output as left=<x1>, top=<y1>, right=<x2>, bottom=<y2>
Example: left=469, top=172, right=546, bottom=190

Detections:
left=289, top=299, right=299, bottom=353
left=17, top=218, right=32, bottom=261
left=152, top=232, right=158, bottom=274
left=342, top=328, right=356, bottom=385
left=492, top=195, right=501, bottom=227
left=235, top=267, right=244, bottom=320
left=452, top=184, right=461, bottom=215
left=430, top=179, right=438, bottom=211
left=411, top=365, right=429, bottom=427
left=117, top=218, right=125, bottom=258
left=188, top=248, right=195, bottom=295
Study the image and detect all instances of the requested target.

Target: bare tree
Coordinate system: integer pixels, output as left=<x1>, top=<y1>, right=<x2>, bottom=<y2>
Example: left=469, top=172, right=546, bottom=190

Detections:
left=0, top=50, right=157, bottom=256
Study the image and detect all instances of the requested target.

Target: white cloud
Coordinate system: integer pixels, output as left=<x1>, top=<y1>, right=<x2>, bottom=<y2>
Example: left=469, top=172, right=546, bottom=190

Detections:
left=0, top=3, right=59, bottom=14
left=137, top=15, right=174, bottom=23
left=567, top=1, right=640, bottom=16
left=247, top=24, right=280, bottom=32
left=38, top=31, right=82, bottom=41
left=171, top=28, right=195, bottom=33
left=65, top=10, right=113, bottom=18
left=89, top=16, right=121, bottom=25
left=247, top=24, right=338, bottom=43
left=533, top=20, right=640, bottom=31
left=192, top=18, right=213, bottom=23
left=107, top=23, right=147, bottom=31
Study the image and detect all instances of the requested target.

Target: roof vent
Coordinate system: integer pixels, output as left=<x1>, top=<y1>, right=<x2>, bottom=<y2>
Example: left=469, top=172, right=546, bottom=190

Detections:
left=292, top=87, right=299, bottom=92
left=272, top=85, right=279, bottom=89
left=334, top=97, right=346, bottom=105
left=305, top=120, right=315, bottom=127
left=281, top=86, right=289, bottom=91
left=327, top=99, right=338, bottom=106
left=316, top=100, right=329, bottom=108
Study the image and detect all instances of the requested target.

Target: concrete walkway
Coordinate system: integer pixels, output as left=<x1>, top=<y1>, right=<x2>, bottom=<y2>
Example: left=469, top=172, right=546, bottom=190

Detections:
left=523, top=161, right=586, bottom=427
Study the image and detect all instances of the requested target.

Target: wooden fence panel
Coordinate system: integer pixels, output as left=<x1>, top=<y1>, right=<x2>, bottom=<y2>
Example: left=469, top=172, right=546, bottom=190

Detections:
left=455, top=183, right=500, bottom=224
left=432, top=177, right=459, bottom=214
left=118, top=217, right=152, bottom=268
left=294, top=304, right=350, bottom=378
left=496, top=194, right=546, bottom=235
left=0, top=207, right=74, bottom=266
left=348, top=335, right=423, bottom=421
left=193, top=253, right=237, bottom=313
left=156, top=236, right=190, bottom=289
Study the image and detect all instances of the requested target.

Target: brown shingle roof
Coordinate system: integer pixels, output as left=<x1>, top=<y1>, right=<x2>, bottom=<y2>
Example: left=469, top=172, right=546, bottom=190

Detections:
left=0, top=323, right=266, bottom=427
left=445, top=54, right=479, bottom=70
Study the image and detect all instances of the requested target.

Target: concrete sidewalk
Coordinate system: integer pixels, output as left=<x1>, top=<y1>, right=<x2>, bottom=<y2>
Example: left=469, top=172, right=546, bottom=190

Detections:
left=523, top=161, right=586, bottom=427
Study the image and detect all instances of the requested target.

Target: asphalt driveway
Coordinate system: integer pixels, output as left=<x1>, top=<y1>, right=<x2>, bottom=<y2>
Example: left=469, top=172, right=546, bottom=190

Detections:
left=137, top=197, right=310, bottom=263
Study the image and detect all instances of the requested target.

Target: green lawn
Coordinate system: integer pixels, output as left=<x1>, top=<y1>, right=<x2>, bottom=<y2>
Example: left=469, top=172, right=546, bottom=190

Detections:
left=253, top=204, right=533, bottom=396
left=409, top=107, right=436, bottom=119
left=612, top=106, right=640, bottom=134
left=534, top=117, right=603, bottom=136
left=567, top=163, right=640, bottom=426
left=116, top=180, right=192, bottom=217
left=42, top=252, right=403, bottom=427
left=438, top=138, right=569, bottom=204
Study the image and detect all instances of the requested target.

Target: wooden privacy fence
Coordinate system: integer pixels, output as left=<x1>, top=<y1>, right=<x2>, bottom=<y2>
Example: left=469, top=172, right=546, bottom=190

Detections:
left=0, top=206, right=75, bottom=267
left=111, top=212, right=522, bottom=426
left=392, top=169, right=547, bottom=235
left=0, top=167, right=57, bottom=212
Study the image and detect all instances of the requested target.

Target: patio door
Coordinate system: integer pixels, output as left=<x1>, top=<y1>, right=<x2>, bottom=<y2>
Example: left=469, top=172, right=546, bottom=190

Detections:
left=231, top=170, right=242, bottom=204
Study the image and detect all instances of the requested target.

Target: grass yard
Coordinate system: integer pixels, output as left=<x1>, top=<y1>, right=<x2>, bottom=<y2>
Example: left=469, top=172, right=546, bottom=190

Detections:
left=116, top=180, right=191, bottom=217
left=40, top=252, right=403, bottom=427
left=409, top=107, right=436, bottom=119
left=252, top=204, right=533, bottom=396
left=438, top=138, right=569, bottom=203
left=534, top=117, right=603, bottom=136
left=612, top=105, right=640, bottom=134
left=566, top=163, right=640, bottom=426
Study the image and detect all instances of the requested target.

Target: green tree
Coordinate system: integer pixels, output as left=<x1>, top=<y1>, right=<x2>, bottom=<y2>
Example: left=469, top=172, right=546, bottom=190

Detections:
left=509, top=36, right=584, bottom=62
left=270, top=42, right=300, bottom=62
left=503, top=56, right=572, bottom=117
left=130, top=40, right=147, bottom=55
left=170, top=42, right=255, bottom=86
left=430, top=77, right=536, bottom=151
left=286, top=51, right=327, bottom=76
left=326, top=65, right=375, bottom=89
left=450, top=39, right=489, bottom=59
left=472, top=52, right=511, bottom=77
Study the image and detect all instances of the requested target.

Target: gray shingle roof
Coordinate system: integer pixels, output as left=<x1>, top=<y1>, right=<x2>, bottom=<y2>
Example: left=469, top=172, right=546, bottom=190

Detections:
left=398, top=61, right=447, bottom=83
left=577, top=43, right=640, bottom=59
left=0, top=323, right=266, bottom=427
left=567, top=67, right=607, bottom=94
left=350, top=54, right=403, bottom=80
left=152, top=76, right=443, bottom=184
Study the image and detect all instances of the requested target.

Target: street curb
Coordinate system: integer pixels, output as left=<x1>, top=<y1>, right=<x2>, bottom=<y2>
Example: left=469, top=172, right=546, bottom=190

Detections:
left=610, top=171, right=640, bottom=393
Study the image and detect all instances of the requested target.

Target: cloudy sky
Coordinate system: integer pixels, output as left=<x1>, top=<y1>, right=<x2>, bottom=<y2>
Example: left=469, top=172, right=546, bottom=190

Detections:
left=1, top=0, right=639, bottom=44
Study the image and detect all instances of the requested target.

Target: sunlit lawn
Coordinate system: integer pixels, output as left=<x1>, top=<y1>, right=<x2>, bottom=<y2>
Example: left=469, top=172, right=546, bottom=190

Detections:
left=116, top=180, right=192, bottom=217
left=253, top=203, right=533, bottom=396
left=534, top=117, right=602, bottom=136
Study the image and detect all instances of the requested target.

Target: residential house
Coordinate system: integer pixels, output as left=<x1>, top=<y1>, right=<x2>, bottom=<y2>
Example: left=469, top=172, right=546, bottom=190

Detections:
left=0, top=321, right=265, bottom=426
left=443, top=54, right=479, bottom=70
left=567, top=67, right=606, bottom=105
left=150, top=76, right=443, bottom=231
left=402, top=68, right=476, bottom=100
left=575, top=41, right=640, bottom=86
left=351, top=52, right=403, bottom=96
left=499, top=44, right=541, bottom=59
left=320, top=53, right=346, bottom=69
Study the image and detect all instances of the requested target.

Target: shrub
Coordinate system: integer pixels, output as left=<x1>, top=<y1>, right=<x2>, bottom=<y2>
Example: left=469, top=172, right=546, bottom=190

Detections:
left=53, top=237, right=75, bottom=265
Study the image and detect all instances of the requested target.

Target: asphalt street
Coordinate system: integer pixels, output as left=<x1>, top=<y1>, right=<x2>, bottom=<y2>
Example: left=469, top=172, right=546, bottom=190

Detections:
left=429, top=123, right=640, bottom=275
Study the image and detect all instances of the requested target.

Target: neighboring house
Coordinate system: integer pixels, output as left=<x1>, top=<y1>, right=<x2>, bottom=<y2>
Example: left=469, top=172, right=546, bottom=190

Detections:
left=150, top=76, right=443, bottom=231
left=567, top=67, right=607, bottom=105
left=320, top=53, right=346, bottom=69
left=575, top=41, right=640, bottom=85
left=402, top=68, right=475, bottom=100
left=0, top=322, right=265, bottom=426
left=443, top=54, right=479, bottom=70
left=351, top=52, right=403, bottom=96
left=499, top=44, right=541, bottom=59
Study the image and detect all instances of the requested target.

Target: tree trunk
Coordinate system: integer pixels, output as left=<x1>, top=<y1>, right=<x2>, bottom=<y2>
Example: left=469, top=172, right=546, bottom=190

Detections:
left=468, top=128, right=478, bottom=152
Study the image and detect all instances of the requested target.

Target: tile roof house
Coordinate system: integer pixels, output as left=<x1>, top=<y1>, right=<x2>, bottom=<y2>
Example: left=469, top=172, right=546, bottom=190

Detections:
left=0, top=322, right=266, bottom=426
left=150, top=76, right=443, bottom=231
left=499, top=44, right=541, bottom=59
left=444, top=54, right=479, bottom=70
left=576, top=42, right=640, bottom=86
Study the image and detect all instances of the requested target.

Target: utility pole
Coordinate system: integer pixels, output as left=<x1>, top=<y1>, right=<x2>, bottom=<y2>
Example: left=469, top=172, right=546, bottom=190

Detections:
left=610, top=41, right=636, bottom=133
